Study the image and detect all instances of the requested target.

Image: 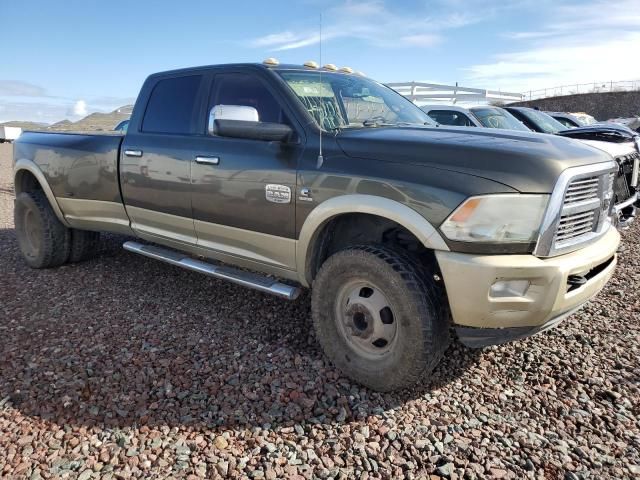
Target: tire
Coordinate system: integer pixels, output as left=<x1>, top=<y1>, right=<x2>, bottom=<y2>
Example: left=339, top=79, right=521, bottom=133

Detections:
left=312, top=244, right=450, bottom=391
left=68, top=229, right=100, bottom=263
left=14, top=191, right=70, bottom=268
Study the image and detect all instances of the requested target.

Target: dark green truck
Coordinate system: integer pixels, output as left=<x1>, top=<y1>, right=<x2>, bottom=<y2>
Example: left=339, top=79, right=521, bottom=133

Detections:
left=13, top=61, right=620, bottom=391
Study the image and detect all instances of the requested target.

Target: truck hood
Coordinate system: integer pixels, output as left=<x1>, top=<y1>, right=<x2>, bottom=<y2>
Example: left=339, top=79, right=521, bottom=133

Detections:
left=335, top=125, right=614, bottom=193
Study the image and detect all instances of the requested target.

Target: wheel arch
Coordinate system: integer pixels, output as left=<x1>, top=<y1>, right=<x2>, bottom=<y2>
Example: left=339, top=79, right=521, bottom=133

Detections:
left=14, top=158, right=70, bottom=227
left=296, top=194, right=449, bottom=287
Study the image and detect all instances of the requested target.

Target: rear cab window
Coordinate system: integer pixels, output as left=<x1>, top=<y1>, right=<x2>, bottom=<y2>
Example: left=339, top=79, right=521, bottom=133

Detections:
left=142, top=75, right=204, bottom=134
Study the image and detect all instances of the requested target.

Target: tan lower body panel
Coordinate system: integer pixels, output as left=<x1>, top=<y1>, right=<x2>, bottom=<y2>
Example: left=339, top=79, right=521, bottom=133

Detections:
left=436, top=227, right=620, bottom=329
left=135, top=230, right=299, bottom=283
left=127, top=206, right=196, bottom=244
left=126, top=206, right=298, bottom=275
left=56, top=198, right=133, bottom=235
left=194, top=219, right=296, bottom=270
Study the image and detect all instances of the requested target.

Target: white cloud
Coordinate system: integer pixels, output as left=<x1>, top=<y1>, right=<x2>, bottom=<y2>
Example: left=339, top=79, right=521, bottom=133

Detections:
left=247, top=0, right=481, bottom=51
left=465, top=0, right=640, bottom=92
left=400, top=34, right=442, bottom=47
left=72, top=100, right=88, bottom=117
left=250, top=31, right=301, bottom=48
left=0, top=80, right=48, bottom=97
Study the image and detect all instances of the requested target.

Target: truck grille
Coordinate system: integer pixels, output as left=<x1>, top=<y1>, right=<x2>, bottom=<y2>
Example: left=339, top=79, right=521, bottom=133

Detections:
left=552, top=174, right=608, bottom=247
left=535, top=162, right=616, bottom=257
left=555, top=210, right=596, bottom=243
left=563, top=176, right=599, bottom=204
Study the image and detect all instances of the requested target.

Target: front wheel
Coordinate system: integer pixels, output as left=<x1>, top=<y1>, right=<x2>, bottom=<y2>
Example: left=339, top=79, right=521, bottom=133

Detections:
left=312, top=245, right=450, bottom=391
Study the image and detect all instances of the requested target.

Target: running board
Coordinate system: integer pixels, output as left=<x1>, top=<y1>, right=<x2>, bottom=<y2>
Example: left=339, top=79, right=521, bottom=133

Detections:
left=123, top=241, right=301, bottom=300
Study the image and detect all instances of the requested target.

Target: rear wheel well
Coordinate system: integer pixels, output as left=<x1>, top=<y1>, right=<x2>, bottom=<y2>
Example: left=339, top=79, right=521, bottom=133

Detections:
left=307, top=213, right=437, bottom=282
left=14, top=169, right=43, bottom=195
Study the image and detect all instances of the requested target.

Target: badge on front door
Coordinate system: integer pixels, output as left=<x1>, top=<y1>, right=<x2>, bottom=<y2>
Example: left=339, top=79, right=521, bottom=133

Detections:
left=265, top=184, right=291, bottom=204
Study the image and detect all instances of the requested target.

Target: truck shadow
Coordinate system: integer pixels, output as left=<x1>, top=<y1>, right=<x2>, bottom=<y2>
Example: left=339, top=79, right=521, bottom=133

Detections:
left=0, top=228, right=481, bottom=432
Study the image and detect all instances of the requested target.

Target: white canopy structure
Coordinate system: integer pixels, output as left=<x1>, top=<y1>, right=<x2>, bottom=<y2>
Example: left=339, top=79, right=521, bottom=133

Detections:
left=387, top=81, right=524, bottom=105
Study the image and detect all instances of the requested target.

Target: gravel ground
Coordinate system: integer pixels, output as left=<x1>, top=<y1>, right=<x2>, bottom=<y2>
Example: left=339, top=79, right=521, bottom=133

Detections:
left=0, top=142, right=638, bottom=479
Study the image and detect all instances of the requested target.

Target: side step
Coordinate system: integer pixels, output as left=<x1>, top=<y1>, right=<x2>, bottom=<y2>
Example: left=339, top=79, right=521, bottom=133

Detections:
left=123, top=241, right=301, bottom=300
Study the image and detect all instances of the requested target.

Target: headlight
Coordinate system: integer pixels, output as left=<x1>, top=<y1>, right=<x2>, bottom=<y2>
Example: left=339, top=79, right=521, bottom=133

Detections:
left=440, top=194, right=549, bottom=243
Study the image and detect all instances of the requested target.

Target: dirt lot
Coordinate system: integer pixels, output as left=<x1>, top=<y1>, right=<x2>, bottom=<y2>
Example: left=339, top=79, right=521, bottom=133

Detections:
left=0, top=142, right=638, bottom=479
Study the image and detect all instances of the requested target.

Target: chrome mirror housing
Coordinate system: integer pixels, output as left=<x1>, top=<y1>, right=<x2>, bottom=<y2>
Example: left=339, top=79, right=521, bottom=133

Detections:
left=208, top=105, right=259, bottom=134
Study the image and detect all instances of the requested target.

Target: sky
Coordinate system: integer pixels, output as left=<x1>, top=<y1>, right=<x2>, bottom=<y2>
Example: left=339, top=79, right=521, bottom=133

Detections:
left=1, top=0, right=639, bottom=123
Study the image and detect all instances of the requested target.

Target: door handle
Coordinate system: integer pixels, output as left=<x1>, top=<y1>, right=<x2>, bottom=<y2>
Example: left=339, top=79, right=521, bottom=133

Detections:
left=195, top=156, right=220, bottom=165
left=124, top=149, right=143, bottom=157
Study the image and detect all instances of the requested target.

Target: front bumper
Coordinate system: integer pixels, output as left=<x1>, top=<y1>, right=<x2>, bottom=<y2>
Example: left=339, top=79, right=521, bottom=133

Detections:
left=613, top=192, right=637, bottom=229
left=435, top=227, right=620, bottom=347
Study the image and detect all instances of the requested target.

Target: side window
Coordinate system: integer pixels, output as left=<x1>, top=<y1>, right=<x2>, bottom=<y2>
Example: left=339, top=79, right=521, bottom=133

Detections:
left=142, top=75, right=203, bottom=134
left=208, top=73, right=289, bottom=134
left=428, top=110, right=475, bottom=127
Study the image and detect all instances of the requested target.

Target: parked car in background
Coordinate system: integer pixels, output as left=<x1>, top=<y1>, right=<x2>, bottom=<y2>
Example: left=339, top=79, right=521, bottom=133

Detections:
left=548, top=112, right=639, bottom=135
left=547, top=112, right=587, bottom=129
left=469, top=106, right=531, bottom=131
left=11, top=60, right=622, bottom=391
left=420, top=105, right=479, bottom=127
left=421, top=105, right=530, bottom=131
left=572, top=112, right=598, bottom=126
left=608, top=117, right=640, bottom=133
left=0, top=126, right=22, bottom=143
left=504, top=107, right=569, bottom=134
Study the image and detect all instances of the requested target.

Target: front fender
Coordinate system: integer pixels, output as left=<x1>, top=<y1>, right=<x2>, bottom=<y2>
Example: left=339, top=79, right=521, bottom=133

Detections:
left=296, top=194, right=449, bottom=286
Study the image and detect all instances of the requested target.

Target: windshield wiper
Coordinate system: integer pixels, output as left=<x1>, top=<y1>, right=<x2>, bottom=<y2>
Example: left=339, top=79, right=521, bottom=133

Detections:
left=362, top=116, right=396, bottom=127
left=396, top=121, right=433, bottom=127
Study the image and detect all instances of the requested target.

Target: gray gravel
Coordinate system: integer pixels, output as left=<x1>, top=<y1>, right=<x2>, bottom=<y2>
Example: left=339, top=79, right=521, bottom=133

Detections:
left=0, top=142, right=639, bottom=479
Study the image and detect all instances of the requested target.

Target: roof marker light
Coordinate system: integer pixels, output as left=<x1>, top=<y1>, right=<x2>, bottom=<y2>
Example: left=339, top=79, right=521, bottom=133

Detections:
left=303, top=61, right=319, bottom=69
left=262, top=57, right=280, bottom=66
left=323, top=64, right=338, bottom=71
left=339, top=66, right=354, bottom=74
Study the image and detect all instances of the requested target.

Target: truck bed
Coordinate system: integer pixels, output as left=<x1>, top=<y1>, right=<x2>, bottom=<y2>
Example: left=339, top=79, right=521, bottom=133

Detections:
left=13, top=131, right=124, bottom=204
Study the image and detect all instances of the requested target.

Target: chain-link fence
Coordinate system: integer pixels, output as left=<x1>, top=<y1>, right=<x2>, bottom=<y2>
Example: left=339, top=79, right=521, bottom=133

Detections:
left=525, top=80, right=640, bottom=101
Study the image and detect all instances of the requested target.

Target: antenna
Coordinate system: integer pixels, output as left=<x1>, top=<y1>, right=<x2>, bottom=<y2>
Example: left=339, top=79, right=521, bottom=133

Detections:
left=317, top=12, right=324, bottom=169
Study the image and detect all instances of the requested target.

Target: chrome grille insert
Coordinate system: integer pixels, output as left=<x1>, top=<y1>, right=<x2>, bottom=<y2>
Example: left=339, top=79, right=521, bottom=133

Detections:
left=564, top=176, right=599, bottom=204
left=555, top=210, right=596, bottom=244
left=535, top=161, right=617, bottom=257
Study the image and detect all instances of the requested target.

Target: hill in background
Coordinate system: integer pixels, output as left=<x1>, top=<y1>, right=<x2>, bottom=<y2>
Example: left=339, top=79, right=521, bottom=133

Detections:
left=0, top=105, right=133, bottom=132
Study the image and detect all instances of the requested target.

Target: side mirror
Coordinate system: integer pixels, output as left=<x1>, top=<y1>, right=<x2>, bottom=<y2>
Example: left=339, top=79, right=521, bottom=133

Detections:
left=214, top=119, right=293, bottom=142
left=208, top=105, right=259, bottom=134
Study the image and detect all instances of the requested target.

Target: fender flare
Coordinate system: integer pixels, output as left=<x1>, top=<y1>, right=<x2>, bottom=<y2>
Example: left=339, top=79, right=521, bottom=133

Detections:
left=13, top=158, right=70, bottom=227
left=296, top=194, right=449, bottom=286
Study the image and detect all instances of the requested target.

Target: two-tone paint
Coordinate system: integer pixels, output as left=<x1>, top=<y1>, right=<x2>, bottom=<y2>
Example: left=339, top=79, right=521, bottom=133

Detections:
left=13, top=63, right=614, bottom=289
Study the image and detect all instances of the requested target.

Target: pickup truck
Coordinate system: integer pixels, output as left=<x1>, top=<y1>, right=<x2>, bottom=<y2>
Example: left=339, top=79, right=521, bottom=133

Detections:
left=13, top=60, right=621, bottom=391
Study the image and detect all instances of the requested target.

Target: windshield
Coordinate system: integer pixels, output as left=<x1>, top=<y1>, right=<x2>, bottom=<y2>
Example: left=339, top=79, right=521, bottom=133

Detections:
left=471, top=107, right=530, bottom=131
left=519, top=109, right=568, bottom=133
left=278, top=71, right=434, bottom=129
left=573, top=113, right=597, bottom=125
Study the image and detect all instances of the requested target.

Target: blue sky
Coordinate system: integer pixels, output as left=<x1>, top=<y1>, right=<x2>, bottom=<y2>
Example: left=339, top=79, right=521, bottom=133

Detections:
left=1, top=0, right=639, bottom=123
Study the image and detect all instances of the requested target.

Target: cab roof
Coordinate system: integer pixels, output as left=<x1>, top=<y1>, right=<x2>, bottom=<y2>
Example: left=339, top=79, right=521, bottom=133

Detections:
left=148, top=63, right=356, bottom=79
